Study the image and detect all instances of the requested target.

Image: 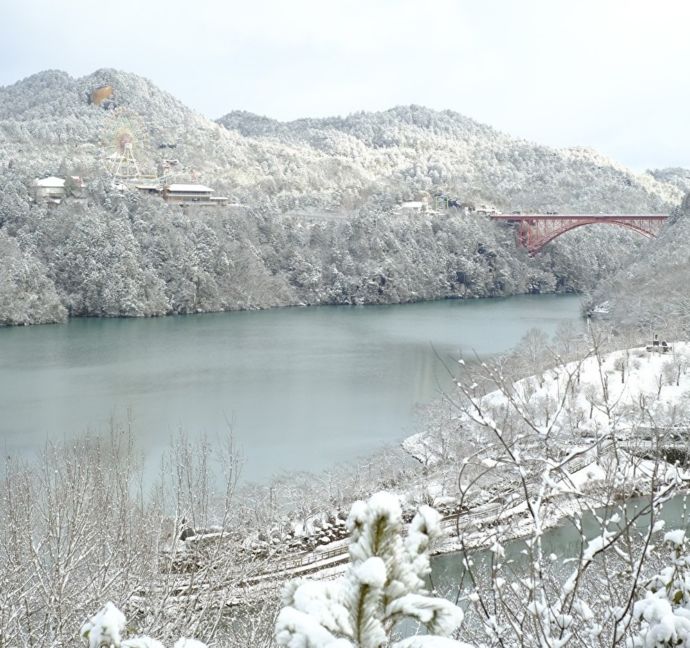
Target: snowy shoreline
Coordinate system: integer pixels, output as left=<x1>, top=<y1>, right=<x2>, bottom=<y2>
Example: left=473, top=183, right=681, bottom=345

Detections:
left=156, top=340, right=690, bottom=612
left=247, top=342, right=690, bottom=582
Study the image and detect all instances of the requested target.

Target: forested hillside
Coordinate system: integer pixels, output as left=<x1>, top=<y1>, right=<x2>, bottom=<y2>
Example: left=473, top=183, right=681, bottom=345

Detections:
left=647, top=167, right=690, bottom=194
left=218, top=106, right=681, bottom=213
left=0, top=181, right=636, bottom=325
left=589, top=194, right=690, bottom=333
left=0, top=69, right=684, bottom=325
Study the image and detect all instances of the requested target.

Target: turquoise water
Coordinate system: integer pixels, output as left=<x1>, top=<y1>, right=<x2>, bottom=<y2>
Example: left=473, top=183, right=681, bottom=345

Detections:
left=431, top=493, right=690, bottom=597
left=0, top=295, right=582, bottom=482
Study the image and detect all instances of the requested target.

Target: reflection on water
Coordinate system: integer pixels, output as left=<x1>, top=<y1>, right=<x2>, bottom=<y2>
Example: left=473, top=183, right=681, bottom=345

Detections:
left=0, top=295, right=582, bottom=482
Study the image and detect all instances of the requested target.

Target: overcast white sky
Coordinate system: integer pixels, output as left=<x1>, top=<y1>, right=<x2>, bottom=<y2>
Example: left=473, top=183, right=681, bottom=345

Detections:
left=1, top=0, right=688, bottom=170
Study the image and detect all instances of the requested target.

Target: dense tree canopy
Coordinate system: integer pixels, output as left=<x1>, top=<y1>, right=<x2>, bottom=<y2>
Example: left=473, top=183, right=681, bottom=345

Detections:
left=0, top=69, right=683, bottom=325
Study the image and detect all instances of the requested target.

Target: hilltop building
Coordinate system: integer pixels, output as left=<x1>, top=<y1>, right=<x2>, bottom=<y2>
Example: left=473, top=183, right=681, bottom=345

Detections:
left=161, top=183, right=228, bottom=205
left=134, top=183, right=162, bottom=196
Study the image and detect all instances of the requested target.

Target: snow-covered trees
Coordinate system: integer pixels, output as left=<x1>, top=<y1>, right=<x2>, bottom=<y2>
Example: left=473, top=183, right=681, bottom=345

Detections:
left=395, top=326, right=690, bottom=647
left=0, top=428, right=265, bottom=648
left=0, top=170, right=636, bottom=326
left=631, top=530, right=690, bottom=647
left=275, top=492, right=470, bottom=648
left=590, top=195, right=690, bottom=336
left=81, top=602, right=206, bottom=648
left=217, top=104, right=680, bottom=214
left=0, top=229, right=66, bottom=324
left=0, top=68, right=683, bottom=326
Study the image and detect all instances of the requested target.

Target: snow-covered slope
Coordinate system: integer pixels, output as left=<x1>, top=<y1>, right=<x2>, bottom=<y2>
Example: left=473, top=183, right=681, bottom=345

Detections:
left=589, top=195, right=690, bottom=333
left=404, top=343, right=690, bottom=463
left=648, top=167, right=690, bottom=194
left=218, top=105, right=682, bottom=212
left=0, top=69, right=682, bottom=212
left=0, top=69, right=369, bottom=209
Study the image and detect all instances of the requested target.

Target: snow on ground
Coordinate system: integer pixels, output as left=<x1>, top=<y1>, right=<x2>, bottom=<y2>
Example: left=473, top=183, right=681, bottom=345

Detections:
left=254, top=343, right=690, bottom=581
left=404, top=342, right=690, bottom=464
left=174, top=343, right=690, bottom=591
left=390, top=342, right=690, bottom=556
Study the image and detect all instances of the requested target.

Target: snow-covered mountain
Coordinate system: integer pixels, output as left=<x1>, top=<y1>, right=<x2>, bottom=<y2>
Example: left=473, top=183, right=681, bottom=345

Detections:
left=0, top=69, right=344, bottom=210
left=0, top=68, right=683, bottom=212
left=0, top=69, right=686, bottom=326
left=218, top=105, right=682, bottom=213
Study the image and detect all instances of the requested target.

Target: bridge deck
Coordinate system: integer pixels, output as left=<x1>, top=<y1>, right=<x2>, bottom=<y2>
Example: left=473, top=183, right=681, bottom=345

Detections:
left=490, top=214, right=668, bottom=220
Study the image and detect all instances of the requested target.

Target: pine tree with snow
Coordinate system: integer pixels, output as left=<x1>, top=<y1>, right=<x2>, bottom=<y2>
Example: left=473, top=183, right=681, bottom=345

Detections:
left=631, top=530, right=690, bottom=648
left=275, top=491, right=473, bottom=648
left=80, top=602, right=207, bottom=648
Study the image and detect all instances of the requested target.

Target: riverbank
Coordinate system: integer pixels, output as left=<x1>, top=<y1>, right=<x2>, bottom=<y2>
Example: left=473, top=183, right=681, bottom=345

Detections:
left=5, top=335, right=690, bottom=648
left=158, top=435, right=688, bottom=616
left=198, top=340, right=690, bottom=593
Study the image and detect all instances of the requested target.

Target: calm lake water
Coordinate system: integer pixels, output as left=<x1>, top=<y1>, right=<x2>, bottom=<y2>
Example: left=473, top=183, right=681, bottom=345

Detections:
left=0, top=295, right=582, bottom=482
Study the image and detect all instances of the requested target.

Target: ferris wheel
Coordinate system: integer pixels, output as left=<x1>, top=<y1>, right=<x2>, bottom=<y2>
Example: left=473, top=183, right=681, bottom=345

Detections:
left=99, top=108, right=149, bottom=179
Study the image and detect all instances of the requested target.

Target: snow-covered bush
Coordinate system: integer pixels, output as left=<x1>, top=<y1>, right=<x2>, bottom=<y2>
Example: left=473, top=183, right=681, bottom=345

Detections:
left=275, top=491, right=472, bottom=647
left=81, top=602, right=205, bottom=648
left=0, top=430, right=261, bottom=648
left=630, top=530, right=690, bottom=647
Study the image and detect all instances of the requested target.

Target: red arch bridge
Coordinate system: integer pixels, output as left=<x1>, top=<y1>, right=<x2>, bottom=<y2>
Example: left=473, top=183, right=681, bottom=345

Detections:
left=489, top=213, right=668, bottom=254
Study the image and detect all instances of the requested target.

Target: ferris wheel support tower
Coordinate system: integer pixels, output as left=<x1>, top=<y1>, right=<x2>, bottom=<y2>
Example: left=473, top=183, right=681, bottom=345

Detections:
left=100, top=109, right=149, bottom=181
left=108, top=141, right=142, bottom=179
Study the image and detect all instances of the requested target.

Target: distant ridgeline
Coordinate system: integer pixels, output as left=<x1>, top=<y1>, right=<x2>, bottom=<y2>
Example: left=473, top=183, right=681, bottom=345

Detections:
left=0, top=68, right=686, bottom=326
left=0, top=68, right=682, bottom=213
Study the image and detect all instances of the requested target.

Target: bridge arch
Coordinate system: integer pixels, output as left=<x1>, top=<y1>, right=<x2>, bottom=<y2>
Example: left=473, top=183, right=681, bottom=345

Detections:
left=532, top=219, right=657, bottom=253
left=489, top=213, right=667, bottom=255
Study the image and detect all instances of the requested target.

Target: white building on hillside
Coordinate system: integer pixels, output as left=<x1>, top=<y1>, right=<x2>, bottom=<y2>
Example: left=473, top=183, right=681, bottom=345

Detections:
left=33, top=176, right=85, bottom=203
left=162, top=184, right=228, bottom=205
left=33, top=176, right=65, bottom=203
left=397, top=201, right=429, bottom=215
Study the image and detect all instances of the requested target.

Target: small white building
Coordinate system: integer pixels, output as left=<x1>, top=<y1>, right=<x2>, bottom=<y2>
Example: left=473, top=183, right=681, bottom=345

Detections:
left=33, top=176, right=85, bottom=203
left=162, top=184, right=228, bottom=205
left=398, top=201, right=428, bottom=215
left=33, top=176, right=65, bottom=203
